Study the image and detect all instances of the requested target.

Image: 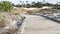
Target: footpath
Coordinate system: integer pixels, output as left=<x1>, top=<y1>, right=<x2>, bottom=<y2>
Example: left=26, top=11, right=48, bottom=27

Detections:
left=20, top=15, right=60, bottom=34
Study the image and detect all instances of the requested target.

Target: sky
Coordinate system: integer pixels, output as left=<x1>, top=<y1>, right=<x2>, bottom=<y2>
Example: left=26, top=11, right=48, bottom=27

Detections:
left=0, top=0, right=60, bottom=4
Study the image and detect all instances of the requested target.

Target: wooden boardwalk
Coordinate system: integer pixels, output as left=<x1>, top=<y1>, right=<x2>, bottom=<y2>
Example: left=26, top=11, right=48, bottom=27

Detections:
left=20, top=15, right=60, bottom=34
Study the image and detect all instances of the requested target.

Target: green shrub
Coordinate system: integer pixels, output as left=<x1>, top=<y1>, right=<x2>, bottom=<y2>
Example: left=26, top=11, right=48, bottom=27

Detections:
left=0, top=1, right=13, bottom=12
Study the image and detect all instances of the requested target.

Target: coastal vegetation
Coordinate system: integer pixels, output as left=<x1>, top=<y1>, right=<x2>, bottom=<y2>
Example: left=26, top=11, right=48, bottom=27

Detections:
left=0, top=1, right=13, bottom=12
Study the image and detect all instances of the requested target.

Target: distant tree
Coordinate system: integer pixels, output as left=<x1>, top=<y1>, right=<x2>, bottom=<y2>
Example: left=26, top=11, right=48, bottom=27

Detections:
left=19, top=1, right=25, bottom=7
left=31, top=1, right=36, bottom=7
left=44, top=3, right=52, bottom=6
left=26, top=1, right=28, bottom=3
left=35, top=2, right=43, bottom=8
left=20, top=1, right=22, bottom=3
left=25, top=1, right=29, bottom=7
left=57, top=2, right=60, bottom=5
left=26, top=4, right=31, bottom=8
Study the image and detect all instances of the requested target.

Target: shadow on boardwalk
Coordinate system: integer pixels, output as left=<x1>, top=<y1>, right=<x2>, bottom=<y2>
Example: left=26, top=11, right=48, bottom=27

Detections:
left=41, top=15, right=60, bottom=24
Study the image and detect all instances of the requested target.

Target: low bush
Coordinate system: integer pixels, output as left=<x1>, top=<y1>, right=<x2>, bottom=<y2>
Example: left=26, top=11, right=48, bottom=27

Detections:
left=0, top=1, right=13, bottom=12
